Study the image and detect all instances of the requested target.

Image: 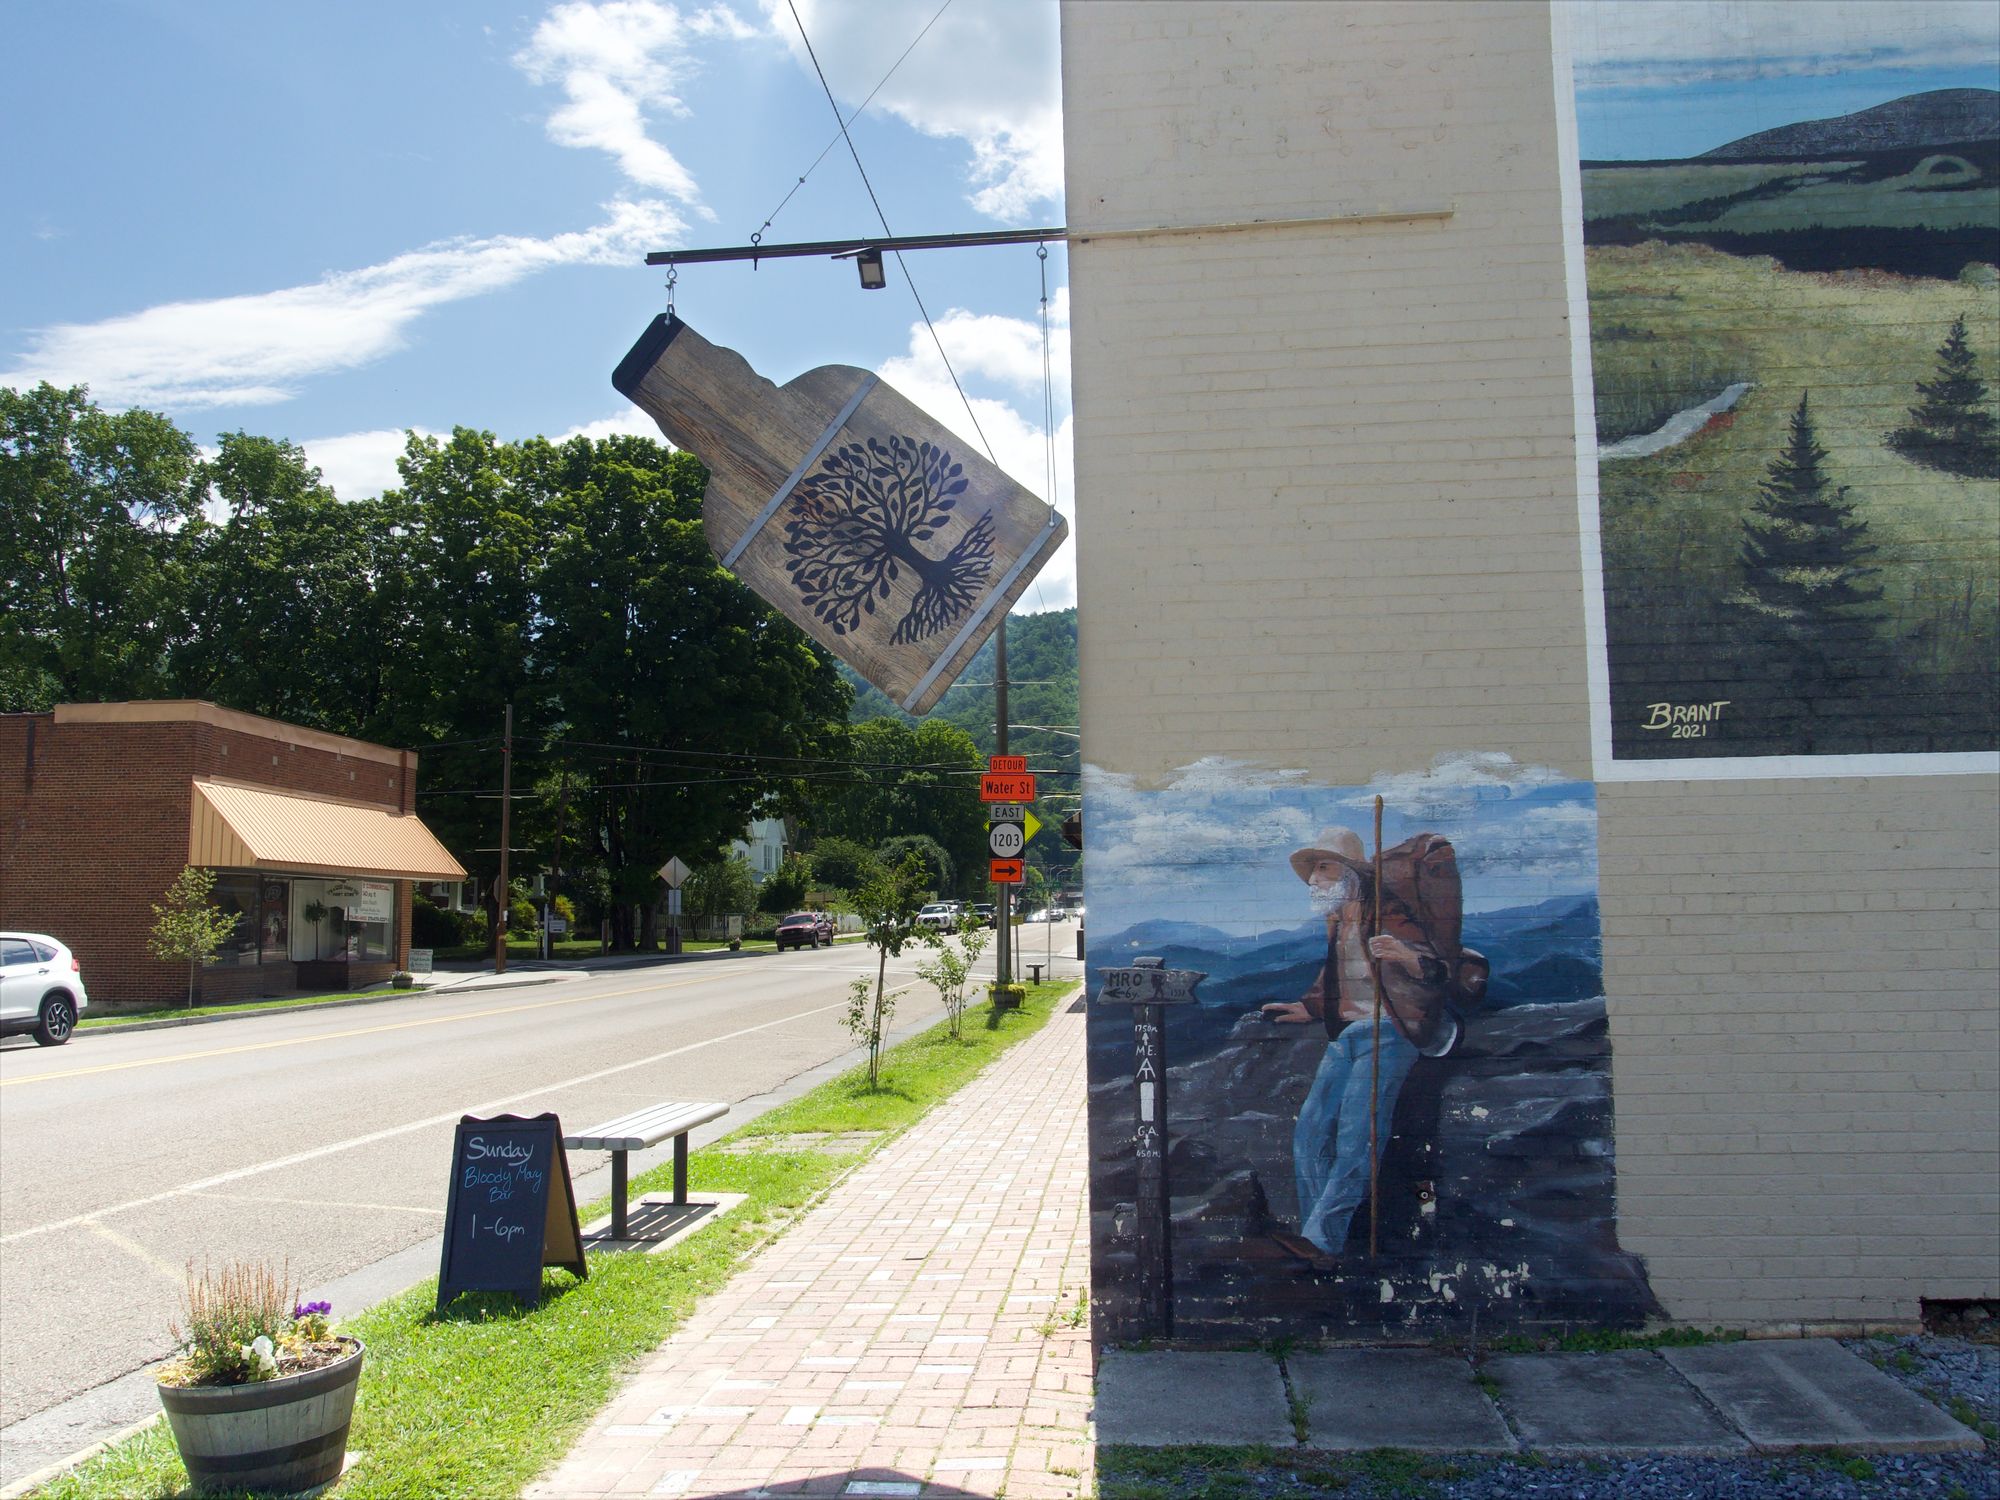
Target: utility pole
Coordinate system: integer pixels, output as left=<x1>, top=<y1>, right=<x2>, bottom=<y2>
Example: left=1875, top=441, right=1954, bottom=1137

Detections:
left=995, top=621, right=1010, bottom=991
left=495, top=703, right=513, bottom=976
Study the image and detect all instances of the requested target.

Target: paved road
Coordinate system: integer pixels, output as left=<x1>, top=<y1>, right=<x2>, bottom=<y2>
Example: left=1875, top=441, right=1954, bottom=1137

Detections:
left=0, top=926, right=1083, bottom=1485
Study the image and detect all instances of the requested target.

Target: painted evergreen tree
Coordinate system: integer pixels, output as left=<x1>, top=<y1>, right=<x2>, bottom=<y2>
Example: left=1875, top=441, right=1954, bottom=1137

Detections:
left=782, top=435, right=996, bottom=645
left=1733, top=392, right=1884, bottom=670
left=1886, top=315, right=2000, bottom=478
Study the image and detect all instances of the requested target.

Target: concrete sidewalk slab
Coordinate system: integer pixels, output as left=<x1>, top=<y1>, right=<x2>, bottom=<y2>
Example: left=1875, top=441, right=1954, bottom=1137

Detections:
left=1663, top=1339, right=1984, bottom=1454
left=1489, top=1350, right=1748, bottom=1456
left=1094, top=1351, right=1295, bottom=1448
left=1290, top=1350, right=1516, bottom=1453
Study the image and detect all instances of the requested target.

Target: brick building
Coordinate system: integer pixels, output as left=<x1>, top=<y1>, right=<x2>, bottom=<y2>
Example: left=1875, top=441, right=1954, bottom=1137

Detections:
left=0, top=702, right=465, bottom=1007
left=1065, top=2, right=1998, bottom=1342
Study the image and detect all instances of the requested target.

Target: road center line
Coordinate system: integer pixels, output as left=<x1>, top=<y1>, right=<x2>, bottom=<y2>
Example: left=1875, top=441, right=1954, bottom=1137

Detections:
left=0, top=993, right=862, bottom=1245
left=0, top=972, right=726, bottom=1088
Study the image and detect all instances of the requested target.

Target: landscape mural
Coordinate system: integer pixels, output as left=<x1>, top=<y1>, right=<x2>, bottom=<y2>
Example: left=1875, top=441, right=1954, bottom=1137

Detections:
left=1083, top=755, right=1657, bottom=1343
left=1568, top=4, right=2000, bottom=761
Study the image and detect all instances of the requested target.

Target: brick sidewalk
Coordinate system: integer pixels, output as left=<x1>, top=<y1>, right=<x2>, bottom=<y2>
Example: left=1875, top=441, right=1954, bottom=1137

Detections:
left=528, top=994, right=1094, bottom=1500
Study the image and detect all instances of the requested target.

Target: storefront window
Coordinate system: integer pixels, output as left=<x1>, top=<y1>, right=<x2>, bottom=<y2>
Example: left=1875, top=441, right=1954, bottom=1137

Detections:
left=257, top=878, right=289, bottom=964
left=322, top=879, right=395, bottom=962
left=207, top=874, right=261, bottom=967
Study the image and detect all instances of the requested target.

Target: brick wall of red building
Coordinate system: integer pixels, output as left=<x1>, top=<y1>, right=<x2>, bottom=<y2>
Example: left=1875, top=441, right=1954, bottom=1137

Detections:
left=0, top=706, right=422, bottom=1006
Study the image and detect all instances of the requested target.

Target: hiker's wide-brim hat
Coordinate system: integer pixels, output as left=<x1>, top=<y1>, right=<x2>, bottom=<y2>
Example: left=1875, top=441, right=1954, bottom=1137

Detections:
left=1289, top=827, right=1370, bottom=883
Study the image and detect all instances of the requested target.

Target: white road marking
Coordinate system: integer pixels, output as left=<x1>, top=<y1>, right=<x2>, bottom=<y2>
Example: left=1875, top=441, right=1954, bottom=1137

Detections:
left=1, top=993, right=872, bottom=1245
left=81, top=1218, right=184, bottom=1286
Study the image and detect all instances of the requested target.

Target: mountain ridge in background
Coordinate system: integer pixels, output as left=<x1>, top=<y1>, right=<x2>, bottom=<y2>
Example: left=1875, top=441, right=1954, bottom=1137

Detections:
left=1699, top=87, right=1999, bottom=159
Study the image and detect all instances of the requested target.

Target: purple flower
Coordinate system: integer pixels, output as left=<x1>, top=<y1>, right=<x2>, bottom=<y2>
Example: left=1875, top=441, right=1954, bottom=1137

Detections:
left=292, top=1300, right=332, bottom=1320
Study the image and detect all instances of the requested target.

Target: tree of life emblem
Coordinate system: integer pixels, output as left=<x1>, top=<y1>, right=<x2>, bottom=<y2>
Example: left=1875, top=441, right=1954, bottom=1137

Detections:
left=781, top=435, right=998, bottom=644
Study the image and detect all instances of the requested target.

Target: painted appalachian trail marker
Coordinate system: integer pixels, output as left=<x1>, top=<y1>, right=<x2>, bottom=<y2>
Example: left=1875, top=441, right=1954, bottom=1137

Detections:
left=613, top=316, right=1068, bottom=716
left=1095, top=958, right=1206, bottom=1337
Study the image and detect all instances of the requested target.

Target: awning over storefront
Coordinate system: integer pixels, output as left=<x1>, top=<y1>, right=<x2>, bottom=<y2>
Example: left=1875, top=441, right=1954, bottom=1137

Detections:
left=189, top=779, right=467, bottom=882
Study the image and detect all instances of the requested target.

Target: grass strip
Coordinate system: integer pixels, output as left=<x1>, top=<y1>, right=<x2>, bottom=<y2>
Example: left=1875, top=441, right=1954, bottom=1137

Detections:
left=31, top=980, right=1076, bottom=1500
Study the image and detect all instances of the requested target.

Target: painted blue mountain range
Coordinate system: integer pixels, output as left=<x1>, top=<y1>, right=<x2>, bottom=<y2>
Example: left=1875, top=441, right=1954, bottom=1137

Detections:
left=1087, top=896, right=1604, bottom=1064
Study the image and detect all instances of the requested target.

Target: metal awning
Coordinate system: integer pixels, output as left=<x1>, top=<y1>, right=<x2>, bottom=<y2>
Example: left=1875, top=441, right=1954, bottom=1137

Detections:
left=189, top=779, right=466, bottom=882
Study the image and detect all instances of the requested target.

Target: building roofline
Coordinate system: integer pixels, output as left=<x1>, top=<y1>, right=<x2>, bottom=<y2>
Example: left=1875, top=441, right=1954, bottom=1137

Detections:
left=49, top=701, right=416, bottom=770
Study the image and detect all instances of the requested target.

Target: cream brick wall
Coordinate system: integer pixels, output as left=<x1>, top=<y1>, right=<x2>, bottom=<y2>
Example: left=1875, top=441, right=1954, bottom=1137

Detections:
left=1063, top=0, right=1999, bottom=1327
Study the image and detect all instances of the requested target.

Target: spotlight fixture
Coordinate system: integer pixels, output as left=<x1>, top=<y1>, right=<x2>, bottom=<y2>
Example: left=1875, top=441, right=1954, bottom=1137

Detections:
left=855, top=248, right=887, bottom=290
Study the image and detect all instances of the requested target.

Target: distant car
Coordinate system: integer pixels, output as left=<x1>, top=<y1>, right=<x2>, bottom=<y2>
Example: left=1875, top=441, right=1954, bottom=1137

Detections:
left=0, top=932, right=89, bottom=1046
left=774, top=912, right=833, bottom=950
left=917, top=901, right=964, bottom=931
left=969, top=903, right=997, bottom=928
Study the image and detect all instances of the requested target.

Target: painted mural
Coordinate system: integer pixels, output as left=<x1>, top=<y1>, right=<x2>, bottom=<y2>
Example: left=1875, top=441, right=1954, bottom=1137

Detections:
left=1567, top=4, right=2000, bottom=763
left=1083, top=754, right=1656, bottom=1343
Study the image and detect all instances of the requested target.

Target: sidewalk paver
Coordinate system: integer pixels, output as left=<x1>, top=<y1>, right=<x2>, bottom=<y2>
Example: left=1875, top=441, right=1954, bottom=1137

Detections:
left=1291, top=1350, right=1516, bottom=1453
left=527, top=995, right=1093, bottom=1500
left=1095, top=1351, right=1295, bottom=1447
left=1663, top=1339, right=1985, bottom=1454
left=1488, top=1350, right=1748, bottom=1456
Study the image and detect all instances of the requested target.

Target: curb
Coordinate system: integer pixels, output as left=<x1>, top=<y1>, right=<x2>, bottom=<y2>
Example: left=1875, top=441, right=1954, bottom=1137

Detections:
left=0, top=1414, right=161, bottom=1500
left=69, top=975, right=567, bottom=1038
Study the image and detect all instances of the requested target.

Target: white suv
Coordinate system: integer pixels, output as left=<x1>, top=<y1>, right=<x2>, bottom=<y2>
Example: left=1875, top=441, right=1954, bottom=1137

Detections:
left=916, top=901, right=964, bottom=932
left=1, top=932, right=89, bottom=1046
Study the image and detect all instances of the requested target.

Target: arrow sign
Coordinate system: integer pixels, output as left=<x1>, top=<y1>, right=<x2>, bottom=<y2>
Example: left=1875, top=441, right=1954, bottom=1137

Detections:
left=1098, top=966, right=1206, bottom=1006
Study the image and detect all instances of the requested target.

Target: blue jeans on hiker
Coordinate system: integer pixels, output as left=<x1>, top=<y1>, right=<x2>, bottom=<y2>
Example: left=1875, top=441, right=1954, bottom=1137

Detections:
left=1293, top=1021, right=1419, bottom=1253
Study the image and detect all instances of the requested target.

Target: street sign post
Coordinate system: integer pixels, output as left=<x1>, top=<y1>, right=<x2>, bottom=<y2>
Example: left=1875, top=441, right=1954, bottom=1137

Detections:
left=1095, top=958, right=1206, bottom=1338
left=980, top=772, right=1036, bottom=802
left=658, top=857, right=689, bottom=955
left=988, top=754, right=1027, bottom=774
left=989, top=822, right=1026, bottom=858
left=989, top=858, right=1024, bottom=884
left=658, top=857, right=690, bottom=888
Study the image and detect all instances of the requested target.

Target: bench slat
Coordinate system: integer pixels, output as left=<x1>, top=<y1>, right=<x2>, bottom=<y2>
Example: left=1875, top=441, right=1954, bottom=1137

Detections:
left=565, top=1100, right=728, bottom=1153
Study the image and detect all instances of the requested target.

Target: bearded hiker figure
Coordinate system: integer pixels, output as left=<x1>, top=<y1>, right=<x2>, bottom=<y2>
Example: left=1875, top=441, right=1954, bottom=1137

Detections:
left=1261, top=824, right=1484, bottom=1268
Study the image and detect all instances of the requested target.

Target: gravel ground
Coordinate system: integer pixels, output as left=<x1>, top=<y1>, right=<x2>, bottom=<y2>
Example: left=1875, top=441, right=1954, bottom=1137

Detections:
left=1099, top=1336, right=2000, bottom=1500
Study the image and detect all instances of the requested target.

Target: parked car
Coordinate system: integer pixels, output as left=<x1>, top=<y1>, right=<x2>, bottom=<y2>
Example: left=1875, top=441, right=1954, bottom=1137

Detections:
left=0, top=932, right=89, bottom=1046
left=969, top=903, right=997, bottom=928
left=916, top=901, right=964, bottom=931
left=774, top=911, right=833, bottom=950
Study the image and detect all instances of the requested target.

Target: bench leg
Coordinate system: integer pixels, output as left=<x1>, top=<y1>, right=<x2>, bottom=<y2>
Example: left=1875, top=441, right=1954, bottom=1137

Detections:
left=674, top=1133, right=689, bottom=1205
left=612, top=1150, right=629, bottom=1239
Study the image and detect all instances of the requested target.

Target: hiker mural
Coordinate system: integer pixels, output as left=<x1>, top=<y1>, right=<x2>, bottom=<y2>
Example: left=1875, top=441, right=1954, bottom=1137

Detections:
left=1565, top=4, right=2000, bottom=764
left=1084, top=754, right=1657, bottom=1343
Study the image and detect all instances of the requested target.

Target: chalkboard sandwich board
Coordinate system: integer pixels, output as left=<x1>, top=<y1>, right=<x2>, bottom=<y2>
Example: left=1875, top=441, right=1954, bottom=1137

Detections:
left=437, top=1113, right=588, bottom=1314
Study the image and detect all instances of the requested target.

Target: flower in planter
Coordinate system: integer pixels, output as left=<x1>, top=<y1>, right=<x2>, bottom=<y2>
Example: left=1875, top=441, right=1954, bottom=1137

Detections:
left=160, top=1261, right=349, bottom=1387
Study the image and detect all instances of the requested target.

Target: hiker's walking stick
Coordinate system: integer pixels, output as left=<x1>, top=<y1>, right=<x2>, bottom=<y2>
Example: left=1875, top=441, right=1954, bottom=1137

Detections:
left=1367, top=794, right=1384, bottom=1259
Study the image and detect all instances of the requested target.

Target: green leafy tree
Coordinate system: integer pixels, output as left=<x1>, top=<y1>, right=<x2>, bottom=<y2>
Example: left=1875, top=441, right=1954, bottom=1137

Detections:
left=1732, top=392, right=1884, bottom=691
left=844, top=854, right=927, bottom=1086
left=684, top=853, right=758, bottom=922
left=813, top=717, right=985, bottom=894
left=806, top=836, right=880, bottom=896
left=915, top=908, right=993, bottom=1040
left=148, top=867, right=239, bottom=1008
left=1887, top=315, right=2000, bottom=478
left=0, top=384, right=208, bottom=710
left=757, top=854, right=813, bottom=915
left=877, top=834, right=952, bottom=897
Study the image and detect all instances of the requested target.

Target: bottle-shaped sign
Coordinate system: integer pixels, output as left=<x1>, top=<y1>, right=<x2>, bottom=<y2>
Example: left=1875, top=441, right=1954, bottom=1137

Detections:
left=614, top=316, right=1068, bottom=716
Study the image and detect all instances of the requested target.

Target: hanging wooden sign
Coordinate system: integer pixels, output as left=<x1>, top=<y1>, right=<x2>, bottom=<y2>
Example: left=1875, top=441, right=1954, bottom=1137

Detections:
left=436, top=1112, right=587, bottom=1313
left=613, top=315, right=1068, bottom=716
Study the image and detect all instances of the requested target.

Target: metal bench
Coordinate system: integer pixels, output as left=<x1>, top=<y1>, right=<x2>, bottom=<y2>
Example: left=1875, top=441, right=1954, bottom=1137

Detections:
left=1026, top=962, right=1045, bottom=984
left=564, top=1101, right=729, bottom=1240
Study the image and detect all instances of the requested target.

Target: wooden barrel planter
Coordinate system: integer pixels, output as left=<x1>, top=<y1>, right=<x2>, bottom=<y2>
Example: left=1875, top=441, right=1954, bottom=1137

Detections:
left=157, top=1338, right=363, bottom=1495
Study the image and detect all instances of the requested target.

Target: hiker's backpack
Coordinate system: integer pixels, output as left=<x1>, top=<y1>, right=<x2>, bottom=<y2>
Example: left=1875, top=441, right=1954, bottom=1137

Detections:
left=1373, top=833, right=1488, bottom=1055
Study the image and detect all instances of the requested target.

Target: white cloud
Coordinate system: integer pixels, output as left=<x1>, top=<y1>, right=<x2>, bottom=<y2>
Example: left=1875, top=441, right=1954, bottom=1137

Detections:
left=557, top=409, right=678, bottom=444
left=1341, top=752, right=1570, bottom=817
left=3, top=200, right=683, bottom=411
left=514, top=1, right=732, bottom=198
left=296, top=428, right=445, bottom=502
left=1566, top=0, right=2000, bottom=89
left=874, top=295, right=1075, bottom=609
left=770, top=0, right=1063, bottom=220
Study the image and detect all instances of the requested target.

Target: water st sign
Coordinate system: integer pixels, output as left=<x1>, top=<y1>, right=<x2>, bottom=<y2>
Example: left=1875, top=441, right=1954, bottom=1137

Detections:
left=980, top=771, right=1036, bottom=802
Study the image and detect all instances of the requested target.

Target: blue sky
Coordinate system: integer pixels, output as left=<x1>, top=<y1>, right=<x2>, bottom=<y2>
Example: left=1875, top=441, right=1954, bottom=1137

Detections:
left=2, top=0, right=1077, bottom=610
left=1084, top=755, right=1602, bottom=943
left=1567, top=0, right=2000, bottom=160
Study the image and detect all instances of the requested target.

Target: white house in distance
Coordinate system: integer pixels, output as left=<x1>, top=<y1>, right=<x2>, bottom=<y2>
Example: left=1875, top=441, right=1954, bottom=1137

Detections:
left=730, top=817, right=789, bottom=884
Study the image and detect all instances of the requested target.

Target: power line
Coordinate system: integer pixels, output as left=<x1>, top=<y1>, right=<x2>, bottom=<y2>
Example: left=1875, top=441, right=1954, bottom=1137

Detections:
left=784, top=0, right=997, bottom=465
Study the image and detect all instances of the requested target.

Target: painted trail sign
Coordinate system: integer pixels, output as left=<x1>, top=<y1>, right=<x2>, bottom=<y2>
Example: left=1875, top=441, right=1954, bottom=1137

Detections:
left=613, top=316, right=1068, bottom=716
